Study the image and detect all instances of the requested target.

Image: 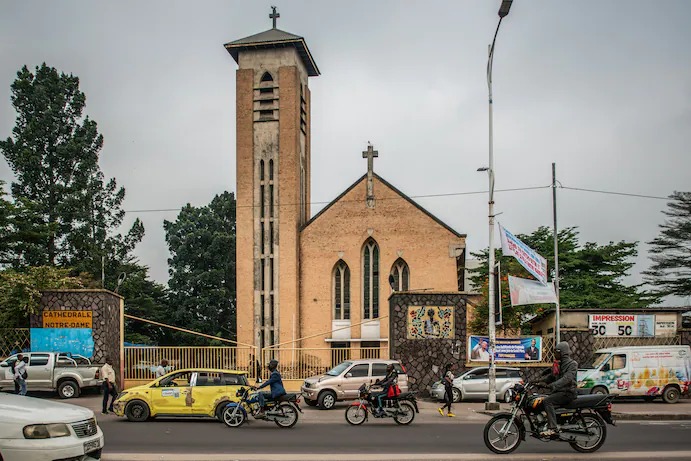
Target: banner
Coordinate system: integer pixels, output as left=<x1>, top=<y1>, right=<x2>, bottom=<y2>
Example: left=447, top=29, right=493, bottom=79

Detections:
left=508, top=276, right=558, bottom=306
left=589, top=314, right=678, bottom=337
left=30, top=328, right=94, bottom=357
left=468, top=335, right=542, bottom=362
left=498, top=223, right=548, bottom=285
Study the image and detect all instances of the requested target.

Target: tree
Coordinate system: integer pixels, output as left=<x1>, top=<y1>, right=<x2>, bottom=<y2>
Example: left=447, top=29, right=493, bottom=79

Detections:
left=469, top=226, right=653, bottom=334
left=164, top=192, right=236, bottom=343
left=0, top=266, right=85, bottom=329
left=0, top=63, right=143, bottom=278
left=644, top=191, right=691, bottom=298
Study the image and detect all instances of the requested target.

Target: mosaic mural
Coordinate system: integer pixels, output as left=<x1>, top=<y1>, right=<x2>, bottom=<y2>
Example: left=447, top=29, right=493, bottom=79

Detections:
left=407, top=306, right=454, bottom=339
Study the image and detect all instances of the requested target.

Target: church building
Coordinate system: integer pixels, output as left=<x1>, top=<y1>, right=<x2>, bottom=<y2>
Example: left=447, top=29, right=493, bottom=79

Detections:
left=226, top=10, right=470, bottom=355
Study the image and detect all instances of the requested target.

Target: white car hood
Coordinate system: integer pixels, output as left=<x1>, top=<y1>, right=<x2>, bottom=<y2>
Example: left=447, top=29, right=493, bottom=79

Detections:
left=0, top=392, right=94, bottom=424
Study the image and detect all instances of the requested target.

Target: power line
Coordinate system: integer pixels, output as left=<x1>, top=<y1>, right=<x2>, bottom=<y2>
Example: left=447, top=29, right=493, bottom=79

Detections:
left=123, top=185, right=551, bottom=214
left=560, top=186, right=670, bottom=201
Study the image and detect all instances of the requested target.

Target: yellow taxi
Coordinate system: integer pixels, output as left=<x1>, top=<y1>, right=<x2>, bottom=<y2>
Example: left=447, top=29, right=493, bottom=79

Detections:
left=113, top=368, right=249, bottom=422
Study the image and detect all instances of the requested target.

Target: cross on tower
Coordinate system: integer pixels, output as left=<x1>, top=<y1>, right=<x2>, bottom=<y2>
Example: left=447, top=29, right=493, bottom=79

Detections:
left=270, top=6, right=280, bottom=29
left=362, top=143, right=378, bottom=208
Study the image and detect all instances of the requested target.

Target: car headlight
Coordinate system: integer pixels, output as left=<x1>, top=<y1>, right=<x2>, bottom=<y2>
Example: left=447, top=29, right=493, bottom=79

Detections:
left=116, top=391, right=128, bottom=400
left=23, top=423, right=71, bottom=439
left=303, top=382, right=310, bottom=389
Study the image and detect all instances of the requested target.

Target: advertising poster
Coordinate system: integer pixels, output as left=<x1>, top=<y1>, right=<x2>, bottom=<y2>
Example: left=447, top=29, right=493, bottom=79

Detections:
left=468, top=336, right=542, bottom=362
left=498, top=223, right=548, bottom=285
left=589, top=314, right=678, bottom=337
left=508, top=276, right=558, bottom=306
left=407, top=306, right=454, bottom=339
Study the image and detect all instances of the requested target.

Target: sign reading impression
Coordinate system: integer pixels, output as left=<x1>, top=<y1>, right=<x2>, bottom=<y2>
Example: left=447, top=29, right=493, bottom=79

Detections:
left=42, top=310, right=93, bottom=328
left=588, top=314, right=678, bottom=337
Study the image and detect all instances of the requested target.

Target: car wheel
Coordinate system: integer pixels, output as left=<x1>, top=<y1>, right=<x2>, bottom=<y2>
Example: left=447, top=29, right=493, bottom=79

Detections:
left=662, top=386, right=680, bottom=404
left=125, top=400, right=150, bottom=422
left=318, top=390, right=337, bottom=410
left=305, top=399, right=318, bottom=407
left=452, top=387, right=462, bottom=403
left=58, top=380, right=80, bottom=399
left=215, top=402, right=228, bottom=421
left=591, top=386, right=608, bottom=396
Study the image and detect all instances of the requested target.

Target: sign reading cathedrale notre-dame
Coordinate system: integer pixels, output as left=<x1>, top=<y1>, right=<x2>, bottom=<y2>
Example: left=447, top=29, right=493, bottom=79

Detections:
left=42, top=310, right=93, bottom=328
left=407, top=306, right=454, bottom=339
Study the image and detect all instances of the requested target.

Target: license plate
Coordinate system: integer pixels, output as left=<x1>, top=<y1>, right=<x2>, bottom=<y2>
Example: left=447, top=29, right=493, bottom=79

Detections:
left=84, top=438, right=101, bottom=454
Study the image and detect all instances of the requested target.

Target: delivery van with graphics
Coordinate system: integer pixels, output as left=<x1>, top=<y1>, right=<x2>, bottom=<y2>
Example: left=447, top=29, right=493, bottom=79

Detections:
left=577, top=345, right=690, bottom=403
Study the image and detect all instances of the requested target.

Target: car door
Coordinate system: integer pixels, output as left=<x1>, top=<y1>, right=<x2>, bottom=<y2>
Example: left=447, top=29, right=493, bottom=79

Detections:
left=0, top=355, right=17, bottom=388
left=341, top=364, right=370, bottom=399
left=27, top=353, right=53, bottom=390
left=150, top=370, right=193, bottom=415
left=463, top=368, right=489, bottom=397
left=189, top=372, right=226, bottom=416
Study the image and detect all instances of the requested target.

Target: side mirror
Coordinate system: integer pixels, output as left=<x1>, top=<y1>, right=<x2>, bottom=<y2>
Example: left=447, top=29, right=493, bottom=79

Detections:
left=256, top=377, right=263, bottom=384
left=0, top=363, right=8, bottom=368
left=345, top=373, right=353, bottom=378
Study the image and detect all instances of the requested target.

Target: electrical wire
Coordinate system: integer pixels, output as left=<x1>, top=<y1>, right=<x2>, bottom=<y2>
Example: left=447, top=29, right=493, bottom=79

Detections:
left=560, top=186, right=669, bottom=201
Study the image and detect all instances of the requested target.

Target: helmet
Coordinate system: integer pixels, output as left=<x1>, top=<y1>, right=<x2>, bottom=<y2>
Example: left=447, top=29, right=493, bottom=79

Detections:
left=386, top=363, right=394, bottom=372
left=268, top=359, right=279, bottom=371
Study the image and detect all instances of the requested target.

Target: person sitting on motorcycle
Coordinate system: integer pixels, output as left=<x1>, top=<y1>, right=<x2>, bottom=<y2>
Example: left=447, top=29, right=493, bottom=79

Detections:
left=253, top=359, right=286, bottom=417
left=538, top=341, right=578, bottom=437
left=372, top=363, right=398, bottom=417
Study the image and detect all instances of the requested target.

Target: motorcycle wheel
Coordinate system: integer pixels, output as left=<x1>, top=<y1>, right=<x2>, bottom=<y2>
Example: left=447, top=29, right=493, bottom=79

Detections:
left=274, top=403, right=299, bottom=428
left=569, top=413, right=607, bottom=453
left=483, top=414, right=522, bottom=454
left=222, top=406, right=246, bottom=428
left=345, top=405, right=367, bottom=426
left=393, top=402, right=415, bottom=425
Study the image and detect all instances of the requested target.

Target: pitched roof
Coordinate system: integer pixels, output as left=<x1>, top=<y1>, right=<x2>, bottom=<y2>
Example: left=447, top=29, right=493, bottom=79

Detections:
left=303, top=173, right=466, bottom=238
left=224, top=28, right=320, bottom=77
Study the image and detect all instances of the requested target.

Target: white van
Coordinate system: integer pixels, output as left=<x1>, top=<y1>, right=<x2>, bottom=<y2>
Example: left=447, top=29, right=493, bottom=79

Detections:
left=577, top=345, right=690, bottom=403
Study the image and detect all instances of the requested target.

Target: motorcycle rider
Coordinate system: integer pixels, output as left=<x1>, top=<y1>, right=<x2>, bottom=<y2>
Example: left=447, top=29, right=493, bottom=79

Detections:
left=539, top=341, right=578, bottom=437
left=373, top=363, right=398, bottom=417
left=253, top=359, right=286, bottom=417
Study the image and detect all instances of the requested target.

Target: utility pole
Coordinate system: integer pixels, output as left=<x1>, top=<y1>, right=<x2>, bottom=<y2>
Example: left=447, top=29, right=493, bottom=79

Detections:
left=552, top=163, right=561, bottom=344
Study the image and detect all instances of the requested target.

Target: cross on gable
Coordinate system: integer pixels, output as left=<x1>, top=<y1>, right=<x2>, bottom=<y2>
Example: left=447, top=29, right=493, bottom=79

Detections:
left=362, top=143, right=378, bottom=208
left=270, top=6, right=280, bottom=29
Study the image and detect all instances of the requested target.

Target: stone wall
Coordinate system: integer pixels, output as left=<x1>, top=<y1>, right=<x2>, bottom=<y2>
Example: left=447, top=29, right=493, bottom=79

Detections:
left=389, top=292, right=468, bottom=395
left=561, top=330, right=596, bottom=366
left=30, top=290, right=123, bottom=388
left=681, top=330, right=691, bottom=347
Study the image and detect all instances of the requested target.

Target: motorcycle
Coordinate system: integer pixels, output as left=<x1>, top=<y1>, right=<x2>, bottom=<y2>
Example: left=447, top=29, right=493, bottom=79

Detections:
left=483, top=381, right=617, bottom=454
left=222, top=385, right=302, bottom=429
left=345, top=383, right=419, bottom=425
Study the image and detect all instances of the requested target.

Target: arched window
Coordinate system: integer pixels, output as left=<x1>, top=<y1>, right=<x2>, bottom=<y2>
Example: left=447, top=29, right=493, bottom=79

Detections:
left=390, top=258, right=409, bottom=292
left=362, top=239, right=379, bottom=319
left=333, top=260, right=350, bottom=320
left=260, top=71, right=274, bottom=83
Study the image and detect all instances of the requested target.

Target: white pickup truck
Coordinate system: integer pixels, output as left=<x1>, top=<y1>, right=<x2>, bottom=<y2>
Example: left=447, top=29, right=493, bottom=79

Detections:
left=0, top=352, right=102, bottom=399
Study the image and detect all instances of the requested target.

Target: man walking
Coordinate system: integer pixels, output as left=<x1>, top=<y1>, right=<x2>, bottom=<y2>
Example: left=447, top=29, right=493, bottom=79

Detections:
left=14, top=354, right=27, bottom=396
left=438, top=363, right=456, bottom=417
left=100, top=356, right=118, bottom=414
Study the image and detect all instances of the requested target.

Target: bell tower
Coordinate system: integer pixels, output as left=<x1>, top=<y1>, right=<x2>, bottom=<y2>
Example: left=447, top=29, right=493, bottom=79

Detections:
left=225, top=8, right=320, bottom=350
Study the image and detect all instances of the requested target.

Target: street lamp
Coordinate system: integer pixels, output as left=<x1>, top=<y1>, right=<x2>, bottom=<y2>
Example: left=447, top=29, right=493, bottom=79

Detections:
left=484, top=0, right=513, bottom=411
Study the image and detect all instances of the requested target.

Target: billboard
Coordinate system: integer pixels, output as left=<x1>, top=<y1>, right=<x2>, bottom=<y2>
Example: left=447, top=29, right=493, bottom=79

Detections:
left=468, top=335, right=542, bottom=362
left=589, top=314, right=678, bottom=338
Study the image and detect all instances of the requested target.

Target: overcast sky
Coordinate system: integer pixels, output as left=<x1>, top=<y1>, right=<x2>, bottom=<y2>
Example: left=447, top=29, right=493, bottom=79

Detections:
left=1, top=1, right=689, bottom=305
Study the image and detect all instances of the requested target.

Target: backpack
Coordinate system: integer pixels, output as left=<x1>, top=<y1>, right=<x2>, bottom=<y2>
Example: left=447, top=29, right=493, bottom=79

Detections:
left=387, top=384, right=401, bottom=398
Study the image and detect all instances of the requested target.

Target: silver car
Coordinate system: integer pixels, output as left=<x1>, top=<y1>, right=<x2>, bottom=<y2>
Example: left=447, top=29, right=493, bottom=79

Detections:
left=430, top=367, right=522, bottom=402
left=301, top=359, right=409, bottom=410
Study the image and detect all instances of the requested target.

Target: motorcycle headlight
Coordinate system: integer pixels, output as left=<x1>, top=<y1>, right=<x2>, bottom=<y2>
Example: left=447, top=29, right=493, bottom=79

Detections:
left=23, top=423, right=71, bottom=439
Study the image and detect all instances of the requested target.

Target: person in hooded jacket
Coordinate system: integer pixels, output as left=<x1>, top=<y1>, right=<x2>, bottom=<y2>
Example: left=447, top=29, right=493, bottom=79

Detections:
left=539, top=341, right=578, bottom=437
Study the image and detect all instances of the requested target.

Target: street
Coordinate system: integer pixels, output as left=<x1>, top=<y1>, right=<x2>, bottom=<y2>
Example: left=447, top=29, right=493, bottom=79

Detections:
left=98, top=416, right=691, bottom=460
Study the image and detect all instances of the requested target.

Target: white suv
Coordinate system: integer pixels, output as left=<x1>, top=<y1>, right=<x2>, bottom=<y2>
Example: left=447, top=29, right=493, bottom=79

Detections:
left=430, top=367, right=522, bottom=402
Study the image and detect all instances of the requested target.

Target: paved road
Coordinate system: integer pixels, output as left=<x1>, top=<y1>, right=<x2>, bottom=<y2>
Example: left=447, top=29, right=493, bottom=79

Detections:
left=100, top=418, right=691, bottom=460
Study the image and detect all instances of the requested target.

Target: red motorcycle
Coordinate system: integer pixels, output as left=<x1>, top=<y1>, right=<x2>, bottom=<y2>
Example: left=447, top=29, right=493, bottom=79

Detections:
left=344, top=383, right=418, bottom=425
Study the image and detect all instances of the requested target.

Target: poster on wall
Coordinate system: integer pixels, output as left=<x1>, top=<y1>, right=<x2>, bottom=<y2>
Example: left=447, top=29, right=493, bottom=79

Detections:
left=407, top=306, right=454, bottom=339
left=30, top=328, right=94, bottom=358
left=589, top=314, right=678, bottom=337
left=468, top=336, right=542, bottom=362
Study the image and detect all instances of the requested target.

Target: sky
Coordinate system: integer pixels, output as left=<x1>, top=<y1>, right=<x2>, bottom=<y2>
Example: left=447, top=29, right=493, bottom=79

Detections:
left=0, top=1, right=689, bottom=305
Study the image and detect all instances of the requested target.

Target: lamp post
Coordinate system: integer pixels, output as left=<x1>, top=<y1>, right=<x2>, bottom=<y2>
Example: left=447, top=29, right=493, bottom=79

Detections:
left=484, top=0, right=513, bottom=411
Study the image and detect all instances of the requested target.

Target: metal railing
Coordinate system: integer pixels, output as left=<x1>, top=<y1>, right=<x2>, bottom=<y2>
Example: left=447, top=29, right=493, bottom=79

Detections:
left=124, top=346, right=256, bottom=381
left=593, top=335, right=680, bottom=350
left=0, top=329, right=30, bottom=360
left=260, top=347, right=389, bottom=380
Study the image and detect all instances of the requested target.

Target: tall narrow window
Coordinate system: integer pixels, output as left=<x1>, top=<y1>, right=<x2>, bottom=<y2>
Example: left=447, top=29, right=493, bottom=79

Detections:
left=390, top=258, right=410, bottom=291
left=260, top=71, right=274, bottom=83
left=362, top=239, right=380, bottom=319
left=269, top=159, right=274, bottom=180
left=333, top=260, right=350, bottom=320
left=260, top=159, right=265, bottom=181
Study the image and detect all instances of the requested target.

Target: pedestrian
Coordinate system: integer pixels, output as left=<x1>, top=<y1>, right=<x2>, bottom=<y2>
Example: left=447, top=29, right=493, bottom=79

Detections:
left=100, top=356, right=118, bottom=414
left=155, top=359, right=169, bottom=378
left=438, top=363, right=455, bottom=417
left=10, top=357, right=19, bottom=394
left=14, top=354, right=28, bottom=396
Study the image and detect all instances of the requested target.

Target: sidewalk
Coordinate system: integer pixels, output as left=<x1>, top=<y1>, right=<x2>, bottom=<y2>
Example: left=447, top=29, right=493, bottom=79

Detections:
left=57, top=394, right=691, bottom=423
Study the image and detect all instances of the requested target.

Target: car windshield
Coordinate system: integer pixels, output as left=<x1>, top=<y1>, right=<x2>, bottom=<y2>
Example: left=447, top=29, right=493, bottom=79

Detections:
left=326, top=361, right=353, bottom=376
left=588, top=353, right=611, bottom=369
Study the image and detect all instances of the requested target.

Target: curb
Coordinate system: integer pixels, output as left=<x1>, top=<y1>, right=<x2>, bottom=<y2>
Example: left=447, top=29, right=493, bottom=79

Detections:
left=477, top=410, right=691, bottom=421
